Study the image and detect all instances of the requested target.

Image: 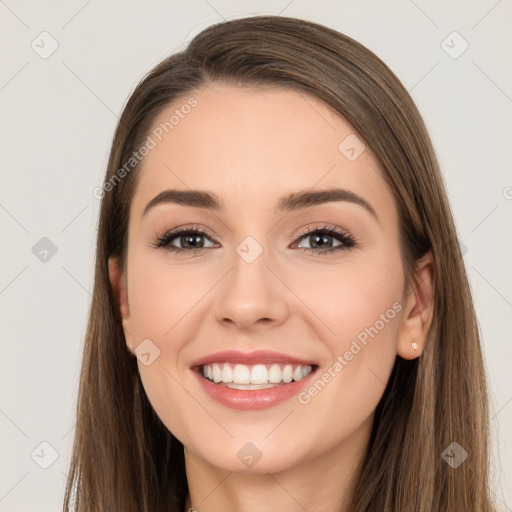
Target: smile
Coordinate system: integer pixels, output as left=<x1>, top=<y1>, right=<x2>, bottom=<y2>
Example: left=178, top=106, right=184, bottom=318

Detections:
left=190, top=350, right=319, bottom=410
left=201, top=363, right=313, bottom=389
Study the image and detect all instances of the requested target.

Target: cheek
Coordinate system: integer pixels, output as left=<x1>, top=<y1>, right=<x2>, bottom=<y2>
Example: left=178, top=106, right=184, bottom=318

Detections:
left=291, top=254, right=404, bottom=443
left=125, top=255, right=225, bottom=444
left=290, top=249, right=404, bottom=353
left=127, top=256, right=216, bottom=343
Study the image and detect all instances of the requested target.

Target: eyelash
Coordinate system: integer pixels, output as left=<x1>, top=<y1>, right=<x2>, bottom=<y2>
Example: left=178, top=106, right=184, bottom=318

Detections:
left=151, top=224, right=357, bottom=256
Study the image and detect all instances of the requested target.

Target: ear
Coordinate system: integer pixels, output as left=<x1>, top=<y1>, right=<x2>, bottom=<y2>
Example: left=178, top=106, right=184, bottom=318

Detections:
left=108, top=256, right=136, bottom=353
left=396, top=250, right=435, bottom=360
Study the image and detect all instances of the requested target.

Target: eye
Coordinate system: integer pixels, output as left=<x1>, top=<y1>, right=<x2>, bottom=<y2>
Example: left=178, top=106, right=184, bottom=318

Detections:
left=152, top=224, right=356, bottom=256
left=292, top=225, right=356, bottom=255
left=151, top=225, right=217, bottom=254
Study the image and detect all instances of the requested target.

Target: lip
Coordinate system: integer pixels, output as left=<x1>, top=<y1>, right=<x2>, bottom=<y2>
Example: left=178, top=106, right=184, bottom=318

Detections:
left=192, top=368, right=317, bottom=410
left=189, top=350, right=317, bottom=368
left=190, top=350, right=318, bottom=411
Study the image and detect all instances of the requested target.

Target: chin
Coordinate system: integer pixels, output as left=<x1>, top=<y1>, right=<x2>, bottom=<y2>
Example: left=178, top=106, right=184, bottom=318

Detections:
left=186, top=434, right=311, bottom=475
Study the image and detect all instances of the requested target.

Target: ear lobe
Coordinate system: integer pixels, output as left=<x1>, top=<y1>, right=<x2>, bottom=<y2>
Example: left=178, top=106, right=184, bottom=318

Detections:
left=108, top=256, right=135, bottom=350
left=108, top=256, right=130, bottom=320
left=397, top=250, right=435, bottom=360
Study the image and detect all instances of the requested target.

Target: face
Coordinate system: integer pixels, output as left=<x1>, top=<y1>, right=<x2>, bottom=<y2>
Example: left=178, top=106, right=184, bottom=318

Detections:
left=110, top=84, right=428, bottom=475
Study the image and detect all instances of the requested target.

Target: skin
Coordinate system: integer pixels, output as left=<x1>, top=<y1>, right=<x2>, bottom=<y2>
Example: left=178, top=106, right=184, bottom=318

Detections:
left=109, top=84, right=434, bottom=512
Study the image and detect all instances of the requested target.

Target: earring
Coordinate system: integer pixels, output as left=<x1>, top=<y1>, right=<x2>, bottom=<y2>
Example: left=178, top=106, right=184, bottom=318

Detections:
left=411, top=341, right=418, bottom=351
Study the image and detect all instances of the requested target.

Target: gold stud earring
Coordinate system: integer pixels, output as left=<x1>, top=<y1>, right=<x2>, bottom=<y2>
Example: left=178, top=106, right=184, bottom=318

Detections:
left=411, top=341, right=418, bottom=351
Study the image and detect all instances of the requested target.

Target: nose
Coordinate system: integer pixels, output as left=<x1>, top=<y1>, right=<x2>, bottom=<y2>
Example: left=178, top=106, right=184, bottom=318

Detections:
left=214, top=246, right=289, bottom=331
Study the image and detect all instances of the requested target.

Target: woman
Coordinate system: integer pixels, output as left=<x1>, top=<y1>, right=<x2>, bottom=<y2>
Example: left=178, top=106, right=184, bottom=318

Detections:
left=63, top=15, right=496, bottom=512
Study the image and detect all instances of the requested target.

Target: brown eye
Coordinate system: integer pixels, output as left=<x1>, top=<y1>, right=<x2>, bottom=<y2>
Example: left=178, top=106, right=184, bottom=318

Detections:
left=152, top=227, right=217, bottom=253
left=293, top=226, right=356, bottom=255
left=152, top=224, right=356, bottom=256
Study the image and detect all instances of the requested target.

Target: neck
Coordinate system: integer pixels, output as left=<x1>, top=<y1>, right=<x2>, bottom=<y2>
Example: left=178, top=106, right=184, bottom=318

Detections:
left=183, top=414, right=372, bottom=512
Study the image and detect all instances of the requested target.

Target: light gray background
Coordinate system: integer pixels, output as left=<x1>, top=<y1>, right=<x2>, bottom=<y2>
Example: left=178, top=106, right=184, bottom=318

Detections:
left=1, top=1, right=511, bottom=510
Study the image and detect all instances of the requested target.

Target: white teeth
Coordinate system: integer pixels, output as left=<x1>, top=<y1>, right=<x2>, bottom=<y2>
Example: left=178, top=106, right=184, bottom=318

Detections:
left=268, top=364, right=282, bottom=383
left=282, top=364, right=293, bottom=383
left=250, top=364, right=268, bottom=384
left=233, top=364, right=250, bottom=384
left=201, top=362, right=313, bottom=386
left=226, top=383, right=277, bottom=390
left=221, top=363, right=233, bottom=383
left=212, top=363, right=222, bottom=383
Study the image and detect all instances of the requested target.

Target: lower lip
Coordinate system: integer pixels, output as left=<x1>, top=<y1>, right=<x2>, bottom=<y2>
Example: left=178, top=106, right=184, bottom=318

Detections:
left=193, top=368, right=317, bottom=410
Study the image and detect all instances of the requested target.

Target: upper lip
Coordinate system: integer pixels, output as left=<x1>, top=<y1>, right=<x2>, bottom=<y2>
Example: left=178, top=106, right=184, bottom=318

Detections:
left=190, top=350, right=317, bottom=368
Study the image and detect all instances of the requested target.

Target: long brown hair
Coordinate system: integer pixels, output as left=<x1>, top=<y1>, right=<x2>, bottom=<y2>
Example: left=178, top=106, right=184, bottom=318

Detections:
left=63, top=15, right=496, bottom=511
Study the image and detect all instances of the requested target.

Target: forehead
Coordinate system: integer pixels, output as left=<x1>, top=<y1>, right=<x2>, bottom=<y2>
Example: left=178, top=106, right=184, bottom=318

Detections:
left=130, top=84, right=395, bottom=222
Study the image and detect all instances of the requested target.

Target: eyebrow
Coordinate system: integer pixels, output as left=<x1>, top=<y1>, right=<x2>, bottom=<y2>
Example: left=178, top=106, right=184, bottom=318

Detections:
left=142, top=188, right=378, bottom=221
